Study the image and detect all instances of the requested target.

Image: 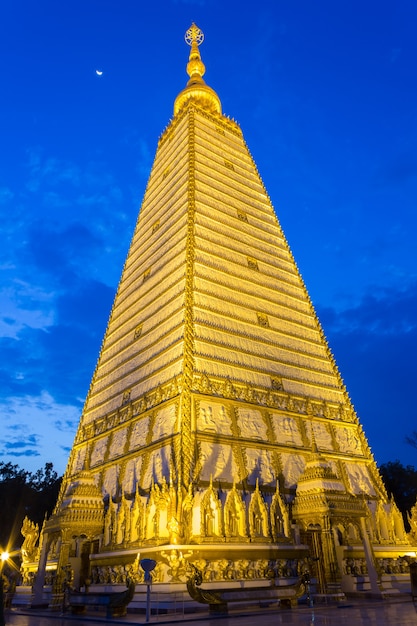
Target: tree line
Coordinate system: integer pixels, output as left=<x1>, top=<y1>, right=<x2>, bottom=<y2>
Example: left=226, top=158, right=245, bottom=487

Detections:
left=0, top=461, right=61, bottom=551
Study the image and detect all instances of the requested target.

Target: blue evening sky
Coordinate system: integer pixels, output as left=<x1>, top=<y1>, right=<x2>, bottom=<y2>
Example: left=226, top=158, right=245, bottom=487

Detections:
left=1, top=0, right=416, bottom=474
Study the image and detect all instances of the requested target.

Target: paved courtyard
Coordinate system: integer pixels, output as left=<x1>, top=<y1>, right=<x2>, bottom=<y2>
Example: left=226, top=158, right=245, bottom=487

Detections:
left=4, top=598, right=417, bottom=626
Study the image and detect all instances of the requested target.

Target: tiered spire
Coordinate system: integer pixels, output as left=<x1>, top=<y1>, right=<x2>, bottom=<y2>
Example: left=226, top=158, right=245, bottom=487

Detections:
left=174, top=23, right=221, bottom=115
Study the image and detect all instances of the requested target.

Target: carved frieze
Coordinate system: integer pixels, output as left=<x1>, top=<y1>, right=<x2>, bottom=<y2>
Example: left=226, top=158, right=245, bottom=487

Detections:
left=141, top=445, right=172, bottom=488
left=245, top=448, right=276, bottom=486
left=71, top=446, right=87, bottom=474
left=152, top=404, right=178, bottom=441
left=236, top=407, right=268, bottom=440
left=129, top=416, right=150, bottom=450
left=90, top=436, right=109, bottom=467
left=199, top=442, right=239, bottom=482
left=305, top=421, right=334, bottom=451
left=280, top=453, right=306, bottom=489
left=197, top=400, right=232, bottom=435
left=272, top=413, right=303, bottom=446
left=334, top=425, right=363, bottom=455
left=109, top=427, right=128, bottom=459
left=345, top=462, right=376, bottom=496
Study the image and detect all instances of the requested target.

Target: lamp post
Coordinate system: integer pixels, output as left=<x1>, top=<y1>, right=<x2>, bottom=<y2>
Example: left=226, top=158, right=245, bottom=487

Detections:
left=140, top=559, right=157, bottom=623
left=0, top=551, right=10, bottom=626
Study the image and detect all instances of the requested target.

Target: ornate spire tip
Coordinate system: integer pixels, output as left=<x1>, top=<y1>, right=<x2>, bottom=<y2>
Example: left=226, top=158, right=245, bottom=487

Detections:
left=185, top=23, right=204, bottom=47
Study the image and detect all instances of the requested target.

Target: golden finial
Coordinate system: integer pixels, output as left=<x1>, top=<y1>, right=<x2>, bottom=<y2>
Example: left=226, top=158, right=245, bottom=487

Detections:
left=174, top=23, right=221, bottom=116
left=185, top=23, right=204, bottom=47
left=184, top=23, right=206, bottom=83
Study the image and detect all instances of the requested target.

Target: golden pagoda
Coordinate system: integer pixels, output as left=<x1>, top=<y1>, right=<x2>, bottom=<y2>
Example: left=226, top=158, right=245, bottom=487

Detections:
left=21, top=24, right=415, bottom=608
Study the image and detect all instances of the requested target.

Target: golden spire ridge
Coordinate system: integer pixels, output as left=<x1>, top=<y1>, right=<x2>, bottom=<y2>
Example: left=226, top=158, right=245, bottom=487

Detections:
left=174, top=23, right=221, bottom=116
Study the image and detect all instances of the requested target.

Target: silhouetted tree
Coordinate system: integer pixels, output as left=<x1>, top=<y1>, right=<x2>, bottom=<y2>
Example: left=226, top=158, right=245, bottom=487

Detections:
left=0, top=462, right=61, bottom=551
left=379, top=460, right=417, bottom=530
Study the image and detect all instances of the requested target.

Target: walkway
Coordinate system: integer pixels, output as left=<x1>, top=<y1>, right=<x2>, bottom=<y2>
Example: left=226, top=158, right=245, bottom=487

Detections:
left=4, top=597, right=417, bottom=626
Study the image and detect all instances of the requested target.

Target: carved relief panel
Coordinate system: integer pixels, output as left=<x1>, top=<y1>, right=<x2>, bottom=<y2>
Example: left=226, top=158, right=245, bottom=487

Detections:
left=199, top=442, right=239, bottom=482
left=280, top=453, right=306, bottom=489
left=71, top=446, right=87, bottom=474
left=109, top=427, right=128, bottom=459
left=90, top=436, right=109, bottom=467
left=129, top=416, right=150, bottom=450
left=122, top=457, right=141, bottom=494
left=152, top=404, right=178, bottom=441
left=334, top=425, right=363, bottom=455
left=345, top=462, right=376, bottom=496
left=271, top=413, right=303, bottom=446
left=245, top=448, right=276, bottom=485
left=141, top=445, right=172, bottom=488
left=236, top=407, right=268, bottom=440
left=197, top=401, right=232, bottom=435
left=102, top=464, right=120, bottom=498
left=305, top=421, right=334, bottom=451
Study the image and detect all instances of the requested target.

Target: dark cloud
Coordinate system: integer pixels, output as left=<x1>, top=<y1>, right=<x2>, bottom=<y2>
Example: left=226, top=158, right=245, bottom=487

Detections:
left=2, top=435, right=39, bottom=450
left=26, top=221, right=102, bottom=282
left=4, top=450, right=41, bottom=458
left=56, top=279, right=114, bottom=331
left=0, top=279, right=114, bottom=406
left=0, top=433, right=41, bottom=459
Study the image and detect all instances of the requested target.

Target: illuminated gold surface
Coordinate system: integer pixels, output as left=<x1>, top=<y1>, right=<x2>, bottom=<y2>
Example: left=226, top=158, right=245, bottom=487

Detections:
left=23, top=24, right=416, bottom=601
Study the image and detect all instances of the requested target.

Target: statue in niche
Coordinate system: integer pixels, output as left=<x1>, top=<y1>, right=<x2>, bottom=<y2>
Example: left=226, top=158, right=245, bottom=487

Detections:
left=130, top=492, right=144, bottom=543
left=201, top=481, right=222, bottom=538
left=152, top=509, right=159, bottom=539
left=204, top=504, right=215, bottom=536
left=118, top=495, right=131, bottom=544
left=104, top=500, right=117, bottom=546
left=270, top=486, right=290, bottom=540
left=251, top=502, right=263, bottom=537
left=116, top=502, right=126, bottom=545
left=249, top=482, right=269, bottom=539
left=224, top=484, right=246, bottom=538
left=226, top=502, right=239, bottom=537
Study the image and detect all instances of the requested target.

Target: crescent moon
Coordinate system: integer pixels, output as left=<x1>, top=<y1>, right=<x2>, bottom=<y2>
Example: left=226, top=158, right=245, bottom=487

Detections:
left=96, top=70, right=103, bottom=76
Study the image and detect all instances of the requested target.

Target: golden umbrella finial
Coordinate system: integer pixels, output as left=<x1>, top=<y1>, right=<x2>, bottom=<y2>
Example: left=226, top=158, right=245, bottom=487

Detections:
left=173, top=23, right=221, bottom=116
left=185, top=23, right=204, bottom=47
left=184, top=23, right=206, bottom=83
